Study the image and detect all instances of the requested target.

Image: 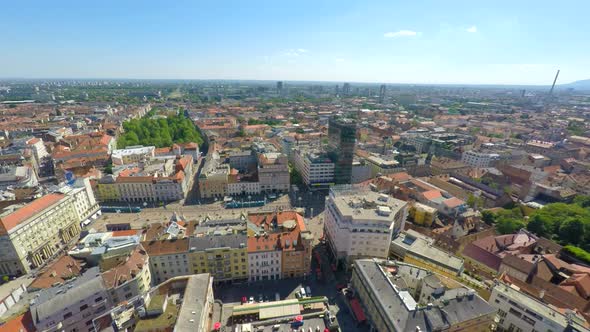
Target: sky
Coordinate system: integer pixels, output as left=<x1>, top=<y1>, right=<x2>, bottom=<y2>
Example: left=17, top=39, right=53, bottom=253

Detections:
left=1, top=0, right=589, bottom=85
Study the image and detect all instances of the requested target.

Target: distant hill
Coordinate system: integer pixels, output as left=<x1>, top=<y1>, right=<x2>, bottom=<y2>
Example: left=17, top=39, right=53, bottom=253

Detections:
left=561, top=79, right=590, bottom=90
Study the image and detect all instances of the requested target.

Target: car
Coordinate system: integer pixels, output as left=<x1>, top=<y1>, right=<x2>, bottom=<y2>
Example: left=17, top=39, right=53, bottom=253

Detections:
left=305, top=286, right=311, bottom=297
left=248, top=296, right=255, bottom=304
left=336, top=283, right=346, bottom=291
left=258, top=294, right=263, bottom=302
left=241, top=296, right=248, bottom=304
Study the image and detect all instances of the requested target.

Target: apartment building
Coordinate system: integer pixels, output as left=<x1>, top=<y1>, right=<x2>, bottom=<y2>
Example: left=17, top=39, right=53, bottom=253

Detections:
left=30, top=267, right=113, bottom=332
left=188, top=234, right=249, bottom=283
left=198, top=153, right=230, bottom=198
left=142, top=238, right=190, bottom=284
left=95, top=155, right=193, bottom=203
left=248, top=211, right=313, bottom=280
left=461, top=150, right=500, bottom=168
left=324, top=187, right=408, bottom=263
left=101, top=245, right=152, bottom=305
left=0, top=194, right=82, bottom=276
left=257, top=152, right=290, bottom=193
left=490, top=282, right=590, bottom=332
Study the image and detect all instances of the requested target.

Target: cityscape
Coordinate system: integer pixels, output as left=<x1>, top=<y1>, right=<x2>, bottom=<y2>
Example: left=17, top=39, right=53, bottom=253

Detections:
left=2, top=2, right=590, bottom=332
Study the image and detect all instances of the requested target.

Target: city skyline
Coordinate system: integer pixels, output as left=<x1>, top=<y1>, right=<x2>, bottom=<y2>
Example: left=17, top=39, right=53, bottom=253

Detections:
left=2, top=0, right=589, bottom=85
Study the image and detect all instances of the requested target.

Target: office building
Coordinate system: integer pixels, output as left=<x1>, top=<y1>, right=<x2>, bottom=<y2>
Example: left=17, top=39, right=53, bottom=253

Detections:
left=257, top=152, right=289, bottom=193
left=292, top=147, right=335, bottom=189
left=342, top=82, right=351, bottom=95
left=324, top=186, right=408, bottom=263
left=327, top=116, right=357, bottom=185
left=379, top=84, right=386, bottom=103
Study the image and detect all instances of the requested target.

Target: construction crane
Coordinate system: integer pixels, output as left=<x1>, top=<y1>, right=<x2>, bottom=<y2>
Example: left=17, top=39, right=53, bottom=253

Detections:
left=549, top=69, right=560, bottom=95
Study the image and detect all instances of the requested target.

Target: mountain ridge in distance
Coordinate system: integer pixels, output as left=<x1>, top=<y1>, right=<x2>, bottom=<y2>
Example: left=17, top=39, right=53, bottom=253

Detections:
left=562, top=79, right=590, bottom=90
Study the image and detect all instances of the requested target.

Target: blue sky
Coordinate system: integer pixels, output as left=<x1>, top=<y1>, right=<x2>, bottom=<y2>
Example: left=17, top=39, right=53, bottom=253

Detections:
left=1, top=0, right=589, bottom=84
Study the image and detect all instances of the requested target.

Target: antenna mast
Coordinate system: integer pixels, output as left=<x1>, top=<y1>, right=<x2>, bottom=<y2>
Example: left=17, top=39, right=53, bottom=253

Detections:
left=549, top=69, right=560, bottom=95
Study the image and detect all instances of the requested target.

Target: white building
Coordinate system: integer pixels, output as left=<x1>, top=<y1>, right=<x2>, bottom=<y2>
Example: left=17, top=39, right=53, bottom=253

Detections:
left=111, top=145, right=155, bottom=165
left=324, top=187, right=408, bottom=263
left=26, top=137, right=49, bottom=165
left=461, top=150, right=500, bottom=168
left=489, top=282, right=590, bottom=332
left=248, top=236, right=282, bottom=281
left=292, top=148, right=335, bottom=189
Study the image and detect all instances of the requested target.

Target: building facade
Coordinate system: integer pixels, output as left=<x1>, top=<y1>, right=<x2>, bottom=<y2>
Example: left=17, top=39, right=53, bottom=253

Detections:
left=257, top=152, right=290, bottom=193
left=327, top=117, right=357, bottom=185
left=324, top=187, right=408, bottom=263
left=188, top=234, right=249, bottom=283
left=489, top=282, right=590, bottom=332
left=0, top=193, right=84, bottom=276
left=461, top=150, right=500, bottom=168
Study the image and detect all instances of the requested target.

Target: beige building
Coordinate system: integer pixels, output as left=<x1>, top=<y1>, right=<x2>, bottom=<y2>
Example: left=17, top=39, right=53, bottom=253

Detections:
left=257, top=152, right=290, bottom=193
left=142, top=238, right=190, bottom=284
left=0, top=193, right=82, bottom=276
left=102, top=245, right=152, bottom=305
left=198, top=153, right=229, bottom=198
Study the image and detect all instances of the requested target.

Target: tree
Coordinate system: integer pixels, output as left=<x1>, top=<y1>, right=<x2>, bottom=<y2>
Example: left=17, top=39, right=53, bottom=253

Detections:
left=559, top=218, right=585, bottom=246
left=467, top=194, right=483, bottom=210
left=481, top=210, right=495, bottom=225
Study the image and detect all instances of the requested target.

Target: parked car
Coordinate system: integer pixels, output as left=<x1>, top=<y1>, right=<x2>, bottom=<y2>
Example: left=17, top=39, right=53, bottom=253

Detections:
left=249, top=296, right=255, bottom=304
left=241, top=296, right=248, bottom=304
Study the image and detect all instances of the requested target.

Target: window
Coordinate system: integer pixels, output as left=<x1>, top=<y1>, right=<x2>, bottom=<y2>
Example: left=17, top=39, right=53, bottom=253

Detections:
left=95, top=297, right=103, bottom=303
left=80, top=304, right=88, bottom=311
left=63, top=312, right=73, bottom=319
left=86, top=320, right=93, bottom=326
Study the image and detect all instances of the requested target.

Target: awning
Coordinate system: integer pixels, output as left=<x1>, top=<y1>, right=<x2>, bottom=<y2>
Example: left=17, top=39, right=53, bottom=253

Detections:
left=349, top=298, right=366, bottom=322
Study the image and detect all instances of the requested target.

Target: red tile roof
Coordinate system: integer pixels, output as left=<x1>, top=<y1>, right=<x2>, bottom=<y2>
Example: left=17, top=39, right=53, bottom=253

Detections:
left=0, top=194, right=65, bottom=234
left=0, top=312, right=35, bottom=332
left=422, top=190, right=442, bottom=201
left=101, top=245, right=148, bottom=291
left=29, top=255, right=82, bottom=290
left=141, top=238, right=189, bottom=256
left=443, top=197, right=465, bottom=208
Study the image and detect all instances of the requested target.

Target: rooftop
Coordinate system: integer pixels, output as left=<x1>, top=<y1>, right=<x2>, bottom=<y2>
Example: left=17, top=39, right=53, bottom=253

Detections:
left=0, top=193, right=65, bottom=234
left=330, top=189, right=406, bottom=224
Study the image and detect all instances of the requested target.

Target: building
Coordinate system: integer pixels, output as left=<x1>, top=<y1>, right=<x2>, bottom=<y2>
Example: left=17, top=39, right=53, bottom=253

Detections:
left=292, top=147, right=335, bottom=190
left=324, top=186, right=408, bottom=263
left=327, top=116, right=357, bottom=184
left=257, top=152, right=289, bottom=193
left=390, top=230, right=464, bottom=277
left=351, top=259, right=496, bottom=332
left=95, top=155, right=193, bottom=203
left=111, top=145, right=155, bottom=165
left=97, top=274, right=214, bottom=332
left=30, top=267, right=113, bottom=332
left=408, top=202, right=437, bottom=227
left=198, top=153, right=230, bottom=198
left=379, top=84, right=386, bottom=103
left=0, top=193, right=88, bottom=276
left=101, top=245, right=152, bottom=305
left=364, top=154, right=402, bottom=177
left=0, top=165, right=38, bottom=190
left=188, top=234, right=249, bottom=283
left=142, top=238, right=190, bottom=284
left=248, top=211, right=313, bottom=280
left=489, top=281, right=590, bottom=332
left=461, top=150, right=500, bottom=168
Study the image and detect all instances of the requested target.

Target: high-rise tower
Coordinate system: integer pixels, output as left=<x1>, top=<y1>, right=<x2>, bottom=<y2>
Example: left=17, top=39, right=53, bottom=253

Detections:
left=327, top=116, right=357, bottom=184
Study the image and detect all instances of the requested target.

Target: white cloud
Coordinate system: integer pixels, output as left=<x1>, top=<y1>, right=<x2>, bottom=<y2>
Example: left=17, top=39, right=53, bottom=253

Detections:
left=466, top=25, right=477, bottom=33
left=281, top=49, right=310, bottom=57
left=384, top=30, right=419, bottom=38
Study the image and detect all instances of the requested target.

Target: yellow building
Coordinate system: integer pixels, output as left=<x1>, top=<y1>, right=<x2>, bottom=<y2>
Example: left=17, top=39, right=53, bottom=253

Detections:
left=95, top=175, right=121, bottom=201
left=188, top=234, right=248, bottom=283
left=408, top=202, right=437, bottom=227
left=0, top=193, right=82, bottom=276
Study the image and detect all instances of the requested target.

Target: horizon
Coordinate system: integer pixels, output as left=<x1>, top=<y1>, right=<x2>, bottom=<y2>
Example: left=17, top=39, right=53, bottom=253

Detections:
left=1, top=1, right=589, bottom=85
